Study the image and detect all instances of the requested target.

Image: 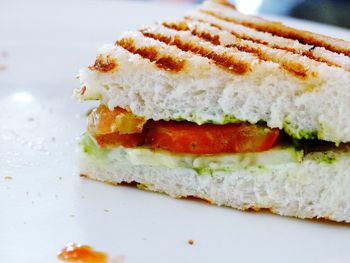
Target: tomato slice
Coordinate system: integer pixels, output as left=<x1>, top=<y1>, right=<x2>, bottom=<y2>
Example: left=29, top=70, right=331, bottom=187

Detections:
left=88, top=105, right=280, bottom=153
left=88, top=104, right=146, bottom=136
left=87, top=104, right=146, bottom=148
left=144, top=121, right=280, bottom=154
left=95, top=132, right=144, bottom=148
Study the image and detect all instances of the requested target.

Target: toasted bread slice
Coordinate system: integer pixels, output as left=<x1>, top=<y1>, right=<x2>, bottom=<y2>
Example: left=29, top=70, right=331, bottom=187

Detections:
left=77, top=0, right=350, bottom=143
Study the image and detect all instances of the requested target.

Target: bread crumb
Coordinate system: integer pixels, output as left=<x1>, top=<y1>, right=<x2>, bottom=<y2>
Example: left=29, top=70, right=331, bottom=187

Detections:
left=4, top=176, right=13, bottom=180
left=188, top=239, right=194, bottom=245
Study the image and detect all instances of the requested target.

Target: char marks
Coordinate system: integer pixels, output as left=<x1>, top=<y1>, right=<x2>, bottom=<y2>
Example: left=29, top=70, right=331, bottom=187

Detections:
left=162, top=20, right=313, bottom=78
left=200, top=9, right=350, bottom=57
left=89, top=54, right=118, bottom=72
left=163, top=21, right=189, bottom=31
left=116, top=37, right=185, bottom=73
left=225, top=43, right=308, bottom=78
left=141, top=30, right=250, bottom=75
left=186, top=15, right=346, bottom=70
left=102, top=2, right=349, bottom=78
left=164, top=21, right=221, bottom=46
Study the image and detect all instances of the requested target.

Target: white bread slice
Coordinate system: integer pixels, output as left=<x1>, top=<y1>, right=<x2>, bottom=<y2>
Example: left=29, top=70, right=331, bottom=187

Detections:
left=77, top=141, right=350, bottom=223
left=188, top=12, right=350, bottom=70
left=77, top=0, right=350, bottom=143
left=199, top=0, right=350, bottom=56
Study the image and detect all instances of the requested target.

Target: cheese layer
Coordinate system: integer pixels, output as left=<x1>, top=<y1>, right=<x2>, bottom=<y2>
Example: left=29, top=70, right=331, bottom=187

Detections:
left=80, top=134, right=308, bottom=174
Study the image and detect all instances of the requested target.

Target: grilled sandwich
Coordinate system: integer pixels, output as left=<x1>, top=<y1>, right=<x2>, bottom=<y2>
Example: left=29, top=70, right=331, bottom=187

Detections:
left=76, top=0, right=350, bottom=223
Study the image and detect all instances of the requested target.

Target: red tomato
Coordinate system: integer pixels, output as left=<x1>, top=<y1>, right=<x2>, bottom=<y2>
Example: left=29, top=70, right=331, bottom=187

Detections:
left=88, top=104, right=146, bottom=136
left=88, top=104, right=146, bottom=148
left=144, top=121, right=280, bottom=154
left=95, top=132, right=144, bottom=148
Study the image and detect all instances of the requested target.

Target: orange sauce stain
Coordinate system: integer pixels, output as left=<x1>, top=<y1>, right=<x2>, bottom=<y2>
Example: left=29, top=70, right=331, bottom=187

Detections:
left=58, top=243, right=107, bottom=263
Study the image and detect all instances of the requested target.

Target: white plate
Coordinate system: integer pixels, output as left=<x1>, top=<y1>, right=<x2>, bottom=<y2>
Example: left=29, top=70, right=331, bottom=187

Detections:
left=1, top=1, right=350, bottom=262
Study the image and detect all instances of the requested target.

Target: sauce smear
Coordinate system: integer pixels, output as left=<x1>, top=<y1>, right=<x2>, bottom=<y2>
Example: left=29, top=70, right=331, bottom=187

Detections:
left=58, top=243, right=107, bottom=263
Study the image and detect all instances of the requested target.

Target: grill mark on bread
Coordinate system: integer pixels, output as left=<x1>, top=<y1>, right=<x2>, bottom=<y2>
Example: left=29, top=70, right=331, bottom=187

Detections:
left=141, top=30, right=249, bottom=75
left=89, top=54, right=118, bottom=72
left=227, top=43, right=310, bottom=78
left=163, top=21, right=190, bottom=31
left=185, top=16, right=343, bottom=69
left=163, top=21, right=312, bottom=78
left=300, top=50, right=339, bottom=68
left=200, top=9, right=350, bottom=57
left=193, top=29, right=221, bottom=45
left=164, top=22, right=221, bottom=45
left=187, top=16, right=295, bottom=49
left=116, top=37, right=185, bottom=72
left=225, top=44, right=309, bottom=78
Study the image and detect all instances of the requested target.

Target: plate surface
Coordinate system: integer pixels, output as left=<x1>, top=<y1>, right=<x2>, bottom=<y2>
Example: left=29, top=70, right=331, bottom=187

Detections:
left=1, top=1, right=350, bottom=262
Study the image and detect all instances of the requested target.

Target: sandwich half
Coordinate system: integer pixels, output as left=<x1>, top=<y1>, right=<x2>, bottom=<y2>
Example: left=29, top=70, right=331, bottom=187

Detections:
left=76, top=0, right=350, bottom=223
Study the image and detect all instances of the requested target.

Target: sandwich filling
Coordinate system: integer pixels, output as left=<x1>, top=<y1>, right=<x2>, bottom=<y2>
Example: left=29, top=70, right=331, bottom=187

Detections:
left=88, top=104, right=280, bottom=154
left=82, top=104, right=344, bottom=173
